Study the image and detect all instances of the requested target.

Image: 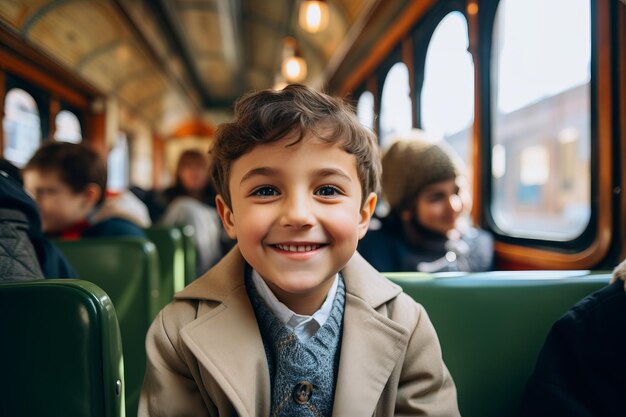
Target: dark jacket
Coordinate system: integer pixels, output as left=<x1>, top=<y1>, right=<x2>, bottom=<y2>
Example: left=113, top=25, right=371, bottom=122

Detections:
left=519, top=282, right=626, bottom=417
left=0, top=170, right=77, bottom=279
left=358, top=216, right=493, bottom=273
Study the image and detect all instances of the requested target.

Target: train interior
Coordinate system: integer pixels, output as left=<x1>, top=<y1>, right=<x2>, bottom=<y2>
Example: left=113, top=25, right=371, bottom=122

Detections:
left=1, top=1, right=625, bottom=416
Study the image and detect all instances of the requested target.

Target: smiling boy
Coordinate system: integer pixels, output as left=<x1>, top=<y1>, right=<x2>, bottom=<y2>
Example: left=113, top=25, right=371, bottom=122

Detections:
left=139, top=85, right=459, bottom=416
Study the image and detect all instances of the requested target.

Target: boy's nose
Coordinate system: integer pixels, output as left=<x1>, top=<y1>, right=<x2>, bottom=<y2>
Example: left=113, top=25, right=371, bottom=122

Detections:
left=280, top=194, right=314, bottom=228
left=449, top=194, right=463, bottom=213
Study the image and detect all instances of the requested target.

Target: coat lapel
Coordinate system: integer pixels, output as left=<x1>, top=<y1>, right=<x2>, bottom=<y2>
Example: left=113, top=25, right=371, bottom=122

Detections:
left=176, top=248, right=271, bottom=417
left=332, top=253, right=411, bottom=416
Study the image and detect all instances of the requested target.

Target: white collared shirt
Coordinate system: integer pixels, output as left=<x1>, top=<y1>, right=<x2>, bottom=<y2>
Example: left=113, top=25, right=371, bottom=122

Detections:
left=251, top=270, right=339, bottom=341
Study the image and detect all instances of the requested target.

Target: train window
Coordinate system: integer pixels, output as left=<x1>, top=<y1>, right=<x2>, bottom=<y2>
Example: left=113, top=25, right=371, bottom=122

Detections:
left=54, top=110, right=82, bottom=143
left=420, top=11, right=474, bottom=182
left=108, top=133, right=129, bottom=192
left=356, top=91, right=375, bottom=131
left=379, top=62, right=412, bottom=148
left=2, top=88, right=42, bottom=167
left=490, top=0, right=591, bottom=241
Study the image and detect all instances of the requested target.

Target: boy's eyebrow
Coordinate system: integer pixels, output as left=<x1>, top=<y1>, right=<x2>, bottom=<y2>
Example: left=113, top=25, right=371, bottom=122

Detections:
left=239, top=167, right=352, bottom=184
left=313, top=168, right=353, bottom=182
left=240, top=167, right=279, bottom=184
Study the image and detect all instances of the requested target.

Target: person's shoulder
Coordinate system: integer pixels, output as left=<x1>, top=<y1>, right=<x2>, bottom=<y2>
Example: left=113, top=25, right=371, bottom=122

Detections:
left=461, top=225, right=493, bottom=243
left=159, top=297, right=202, bottom=331
left=84, top=217, right=147, bottom=238
left=565, top=281, right=626, bottom=322
left=344, top=255, right=424, bottom=329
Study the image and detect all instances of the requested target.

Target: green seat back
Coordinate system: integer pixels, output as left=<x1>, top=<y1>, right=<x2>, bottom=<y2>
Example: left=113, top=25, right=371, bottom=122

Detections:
left=387, top=271, right=611, bottom=417
left=145, top=227, right=185, bottom=308
left=0, top=279, right=125, bottom=417
left=56, top=238, right=159, bottom=417
left=179, top=225, right=198, bottom=285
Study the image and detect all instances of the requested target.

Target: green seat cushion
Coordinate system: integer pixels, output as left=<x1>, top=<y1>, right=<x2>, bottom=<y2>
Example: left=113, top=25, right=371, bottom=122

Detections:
left=387, top=271, right=611, bottom=417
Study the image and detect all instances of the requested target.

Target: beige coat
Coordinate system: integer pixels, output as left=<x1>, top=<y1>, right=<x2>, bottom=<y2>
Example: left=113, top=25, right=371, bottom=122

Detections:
left=139, top=247, right=459, bottom=416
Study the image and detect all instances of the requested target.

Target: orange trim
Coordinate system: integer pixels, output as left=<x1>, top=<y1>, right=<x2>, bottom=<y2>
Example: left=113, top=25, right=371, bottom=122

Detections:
left=86, top=111, right=107, bottom=157
left=0, top=70, right=5, bottom=156
left=339, top=0, right=436, bottom=95
left=170, top=119, right=215, bottom=139
left=49, top=98, right=60, bottom=140
left=468, top=4, right=481, bottom=227
left=616, top=2, right=626, bottom=259
left=0, top=26, right=101, bottom=109
left=152, top=134, right=165, bottom=189
left=494, top=0, right=614, bottom=269
left=402, top=37, right=416, bottom=126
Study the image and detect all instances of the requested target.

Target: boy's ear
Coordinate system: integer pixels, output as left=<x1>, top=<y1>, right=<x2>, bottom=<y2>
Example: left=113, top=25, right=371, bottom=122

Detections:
left=83, top=183, right=101, bottom=207
left=358, top=192, right=377, bottom=239
left=215, top=194, right=238, bottom=240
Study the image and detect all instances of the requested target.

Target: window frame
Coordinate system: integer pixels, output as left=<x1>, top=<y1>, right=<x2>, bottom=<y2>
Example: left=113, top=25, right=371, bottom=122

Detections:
left=375, top=45, right=407, bottom=145
left=410, top=0, right=469, bottom=130
left=480, top=0, right=615, bottom=268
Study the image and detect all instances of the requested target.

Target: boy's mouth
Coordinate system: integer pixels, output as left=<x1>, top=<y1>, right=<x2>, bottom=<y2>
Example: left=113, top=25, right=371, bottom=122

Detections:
left=273, top=243, right=324, bottom=253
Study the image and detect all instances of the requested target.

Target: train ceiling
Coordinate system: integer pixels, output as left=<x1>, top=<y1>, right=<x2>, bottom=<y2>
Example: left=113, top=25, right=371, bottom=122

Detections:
left=0, top=0, right=400, bottom=131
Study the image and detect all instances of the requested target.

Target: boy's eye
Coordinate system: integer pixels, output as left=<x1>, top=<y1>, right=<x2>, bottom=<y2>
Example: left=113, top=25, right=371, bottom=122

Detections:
left=251, top=186, right=279, bottom=197
left=427, top=193, right=446, bottom=202
left=315, top=185, right=341, bottom=197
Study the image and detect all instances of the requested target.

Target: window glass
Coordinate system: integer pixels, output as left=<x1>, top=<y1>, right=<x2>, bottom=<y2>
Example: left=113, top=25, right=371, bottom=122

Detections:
left=107, top=133, right=129, bottom=192
left=421, top=11, right=474, bottom=188
left=356, top=91, right=375, bottom=131
left=379, top=62, right=412, bottom=148
left=2, top=88, right=42, bottom=167
left=491, top=0, right=591, bottom=240
left=54, top=110, right=82, bottom=143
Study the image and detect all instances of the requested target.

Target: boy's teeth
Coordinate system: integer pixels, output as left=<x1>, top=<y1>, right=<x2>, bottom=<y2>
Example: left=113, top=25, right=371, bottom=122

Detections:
left=277, top=244, right=319, bottom=252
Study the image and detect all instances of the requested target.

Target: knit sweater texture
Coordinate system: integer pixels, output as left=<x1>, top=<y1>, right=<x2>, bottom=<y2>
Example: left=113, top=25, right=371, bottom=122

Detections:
left=246, top=272, right=346, bottom=417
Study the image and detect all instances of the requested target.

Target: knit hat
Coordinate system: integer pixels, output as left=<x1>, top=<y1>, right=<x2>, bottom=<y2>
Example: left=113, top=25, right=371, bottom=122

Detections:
left=382, top=138, right=459, bottom=211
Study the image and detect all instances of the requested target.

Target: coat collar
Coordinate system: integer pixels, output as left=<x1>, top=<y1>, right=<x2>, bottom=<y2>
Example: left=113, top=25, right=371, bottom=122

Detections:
left=176, top=246, right=408, bottom=416
left=176, top=245, right=403, bottom=308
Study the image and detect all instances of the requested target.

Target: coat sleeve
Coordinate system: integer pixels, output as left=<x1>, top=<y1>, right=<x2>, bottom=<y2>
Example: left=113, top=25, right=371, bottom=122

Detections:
left=139, top=305, right=212, bottom=417
left=394, top=298, right=460, bottom=416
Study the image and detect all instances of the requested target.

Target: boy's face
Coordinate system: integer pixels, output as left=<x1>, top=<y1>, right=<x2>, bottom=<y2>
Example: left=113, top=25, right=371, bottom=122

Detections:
left=23, top=169, right=99, bottom=235
left=179, top=161, right=209, bottom=193
left=216, top=134, right=376, bottom=314
left=412, top=178, right=462, bottom=236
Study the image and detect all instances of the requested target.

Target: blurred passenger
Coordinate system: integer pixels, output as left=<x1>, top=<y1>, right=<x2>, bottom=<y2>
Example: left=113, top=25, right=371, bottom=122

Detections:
left=137, top=149, right=218, bottom=221
left=1, top=159, right=77, bottom=279
left=358, top=131, right=493, bottom=272
left=156, top=149, right=228, bottom=275
left=164, top=149, right=218, bottom=208
left=519, top=259, right=626, bottom=416
left=22, top=142, right=146, bottom=240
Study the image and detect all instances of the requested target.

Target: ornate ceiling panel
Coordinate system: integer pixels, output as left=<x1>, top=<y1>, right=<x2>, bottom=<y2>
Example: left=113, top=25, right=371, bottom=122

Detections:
left=0, top=0, right=383, bottom=131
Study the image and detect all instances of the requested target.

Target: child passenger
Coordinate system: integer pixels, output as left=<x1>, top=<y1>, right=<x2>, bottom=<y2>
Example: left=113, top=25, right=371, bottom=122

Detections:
left=139, top=85, right=459, bottom=416
left=359, top=133, right=493, bottom=273
left=22, top=142, right=146, bottom=240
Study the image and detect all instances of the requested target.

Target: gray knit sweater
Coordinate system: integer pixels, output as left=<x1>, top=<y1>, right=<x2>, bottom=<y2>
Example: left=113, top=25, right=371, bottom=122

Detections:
left=246, top=272, right=346, bottom=417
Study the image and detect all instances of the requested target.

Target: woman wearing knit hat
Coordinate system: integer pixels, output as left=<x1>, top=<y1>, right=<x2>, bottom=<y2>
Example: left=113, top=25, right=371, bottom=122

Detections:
left=358, top=131, right=493, bottom=272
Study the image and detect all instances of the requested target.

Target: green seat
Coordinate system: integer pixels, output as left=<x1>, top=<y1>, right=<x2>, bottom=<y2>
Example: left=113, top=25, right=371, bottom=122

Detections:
left=179, top=225, right=198, bottom=285
left=387, top=271, right=611, bottom=417
left=0, top=279, right=125, bottom=417
left=145, top=226, right=185, bottom=309
left=56, top=237, right=159, bottom=417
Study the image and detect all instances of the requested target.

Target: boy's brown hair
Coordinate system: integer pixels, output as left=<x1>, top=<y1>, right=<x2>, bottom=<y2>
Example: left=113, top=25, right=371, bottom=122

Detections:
left=24, top=141, right=107, bottom=205
left=211, top=84, right=381, bottom=208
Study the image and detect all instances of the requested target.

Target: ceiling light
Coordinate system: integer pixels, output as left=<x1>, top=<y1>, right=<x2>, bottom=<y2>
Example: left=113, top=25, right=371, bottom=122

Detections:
left=282, top=55, right=307, bottom=83
left=299, top=0, right=329, bottom=33
left=281, top=37, right=308, bottom=83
